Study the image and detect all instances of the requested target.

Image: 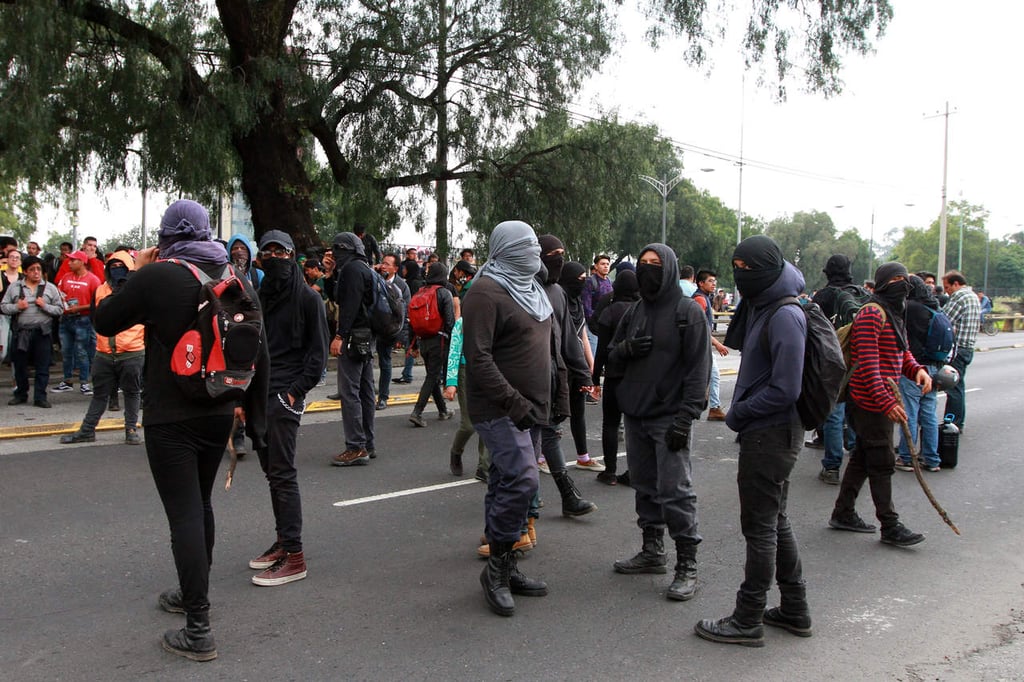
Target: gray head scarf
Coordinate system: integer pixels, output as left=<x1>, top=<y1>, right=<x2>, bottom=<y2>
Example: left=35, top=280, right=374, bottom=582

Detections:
left=478, top=221, right=552, bottom=322
left=157, top=200, right=228, bottom=265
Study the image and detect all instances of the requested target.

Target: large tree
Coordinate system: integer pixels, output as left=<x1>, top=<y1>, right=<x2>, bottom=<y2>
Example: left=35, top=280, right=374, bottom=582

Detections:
left=0, top=1, right=893, bottom=251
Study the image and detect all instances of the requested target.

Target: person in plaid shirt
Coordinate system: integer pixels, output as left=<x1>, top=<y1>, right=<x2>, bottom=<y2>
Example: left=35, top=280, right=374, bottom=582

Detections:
left=941, top=270, right=981, bottom=431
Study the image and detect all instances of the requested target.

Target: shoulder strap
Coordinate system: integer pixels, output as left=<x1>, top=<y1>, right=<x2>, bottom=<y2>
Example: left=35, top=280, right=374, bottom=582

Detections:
left=162, top=258, right=214, bottom=285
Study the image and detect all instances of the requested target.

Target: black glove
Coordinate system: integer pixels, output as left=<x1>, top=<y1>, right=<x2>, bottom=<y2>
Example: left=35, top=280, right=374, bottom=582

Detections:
left=623, top=335, right=653, bottom=358
left=665, top=419, right=691, bottom=452
left=515, top=414, right=536, bottom=432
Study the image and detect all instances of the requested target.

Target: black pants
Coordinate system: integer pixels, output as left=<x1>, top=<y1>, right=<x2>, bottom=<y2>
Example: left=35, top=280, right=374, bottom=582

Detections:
left=733, top=425, right=807, bottom=626
left=600, top=377, right=623, bottom=474
left=567, top=386, right=588, bottom=457
left=12, top=327, right=52, bottom=403
left=257, top=395, right=304, bottom=553
left=145, top=414, right=234, bottom=613
left=413, top=335, right=449, bottom=416
left=833, top=402, right=899, bottom=529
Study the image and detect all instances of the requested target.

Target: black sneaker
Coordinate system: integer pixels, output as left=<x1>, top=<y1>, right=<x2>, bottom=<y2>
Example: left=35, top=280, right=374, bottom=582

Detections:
left=818, top=467, right=840, bottom=485
left=829, top=513, right=877, bottom=533
left=8, top=395, right=28, bottom=405
left=60, top=430, right=95, bottom=444
left=804, top=439, right=824, bottom=450
left=880, top=523, right=925, bottom=547
left=34, top=399, right=52, bottom=409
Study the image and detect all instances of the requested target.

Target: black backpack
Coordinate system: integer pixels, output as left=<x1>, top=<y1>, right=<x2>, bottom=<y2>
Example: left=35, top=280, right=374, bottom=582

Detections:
left=166, top=260, right=263, bottom=403
left=761, top=297, right=847, bottom=430
left=363, top=264, right=405, bottom=342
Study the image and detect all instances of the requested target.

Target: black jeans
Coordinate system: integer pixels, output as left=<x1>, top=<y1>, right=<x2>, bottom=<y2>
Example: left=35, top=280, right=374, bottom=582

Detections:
left=600, top=377, right=623, bottom=474
left=413, top=335, right=449, bottom=416
left=145, top=414, right=234, bottom=613
left=733, top=425, right=807, bottom=627
left=257, top=395, right=304, bottom=553
left=567, top=387, right=588, bottom=457
left=376, top=338, right=394, bottom=401
left=12, top=328, right=52, bottom=402
left=834, top=402, right=899, bottom=529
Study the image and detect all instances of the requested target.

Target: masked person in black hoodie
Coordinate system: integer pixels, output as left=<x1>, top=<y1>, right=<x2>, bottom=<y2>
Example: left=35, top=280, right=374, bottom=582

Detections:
left=591, top=270, right=640, bottom=485
left=408, top=261, right=456, bottom=426
left=329, top=232, right=378, bottom=467
left=246, top=231, right=327, bottom=587
left=695, top=235, right=811, bottom=648
left=608, top=243, right=710, bottom=602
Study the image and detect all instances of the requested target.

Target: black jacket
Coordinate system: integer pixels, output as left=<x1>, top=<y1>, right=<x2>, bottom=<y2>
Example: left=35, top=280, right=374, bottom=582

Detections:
left=609, top=244, right=710, bottom=423
left=265, top=283, right=328, bottom=400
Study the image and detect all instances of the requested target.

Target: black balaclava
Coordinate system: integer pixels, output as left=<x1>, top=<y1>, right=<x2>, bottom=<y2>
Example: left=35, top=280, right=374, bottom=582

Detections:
left=259, top=255, right=307, bottom=348
left=611, top=269, right=640, bottom=301
left=537, top=234, right=565, bottom=284
left=732, top=235, right=784, bottom=300
left=907, top=274, right=939, bottom=310
left=332, top=232, right=366, bottom=271
left=823, top=254, right=854, bottom=287
left=559, top=261, right=587, bottom=299
left=635, top=243, right=680, bottom=303
left=871, top=261, right=911, bottom=349
left=107, top=261, right=130, bottom=289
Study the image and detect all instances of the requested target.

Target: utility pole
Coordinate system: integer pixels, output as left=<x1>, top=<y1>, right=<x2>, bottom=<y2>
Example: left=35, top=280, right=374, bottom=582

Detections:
left=434, top=0, right=450, bottom=260
left=927, top=102, right=956, bottom=277
left=736, top=73, right=746, bottom=245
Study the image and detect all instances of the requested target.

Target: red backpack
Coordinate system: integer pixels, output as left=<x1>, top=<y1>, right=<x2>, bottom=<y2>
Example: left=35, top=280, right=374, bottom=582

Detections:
left=408, top=284, right=443, bottom=338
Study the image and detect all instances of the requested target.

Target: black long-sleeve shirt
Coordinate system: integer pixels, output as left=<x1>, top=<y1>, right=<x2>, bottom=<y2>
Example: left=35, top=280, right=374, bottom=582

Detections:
left=265, top=285, right=328, bottom=400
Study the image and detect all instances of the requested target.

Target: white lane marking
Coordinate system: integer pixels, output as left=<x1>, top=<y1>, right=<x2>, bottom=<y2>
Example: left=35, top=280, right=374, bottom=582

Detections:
left=334, top=479, right=479, bottom=507
left=332, top=456, right=616, bottom=507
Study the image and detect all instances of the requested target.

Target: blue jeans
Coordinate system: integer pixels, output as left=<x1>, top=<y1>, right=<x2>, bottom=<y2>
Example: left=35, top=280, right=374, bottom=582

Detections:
left=821, top=402, right=846, bottom=470
left=897, top=369, right=940, bottom=468
left=60, top=316, right=96, bottom=382
left=709, top=355, right=721, bottom=409
left=474, top=417, right=539, bottom=543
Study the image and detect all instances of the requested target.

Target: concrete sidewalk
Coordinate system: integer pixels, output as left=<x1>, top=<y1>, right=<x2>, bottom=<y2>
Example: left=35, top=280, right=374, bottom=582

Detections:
left=2, top=332, right=1019, bottom=441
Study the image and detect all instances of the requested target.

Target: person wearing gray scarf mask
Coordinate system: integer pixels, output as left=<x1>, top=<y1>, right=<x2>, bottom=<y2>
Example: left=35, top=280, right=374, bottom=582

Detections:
left=462, top=220, right=552, bottom=617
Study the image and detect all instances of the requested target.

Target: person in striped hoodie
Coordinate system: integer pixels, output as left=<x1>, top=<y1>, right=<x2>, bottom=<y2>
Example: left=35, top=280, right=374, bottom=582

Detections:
left=829, top=262, right=933, bottom=547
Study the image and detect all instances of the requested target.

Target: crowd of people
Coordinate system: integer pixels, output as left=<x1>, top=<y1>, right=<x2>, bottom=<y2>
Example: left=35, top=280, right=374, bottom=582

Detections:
left=0, top=208, right=991, bottom=659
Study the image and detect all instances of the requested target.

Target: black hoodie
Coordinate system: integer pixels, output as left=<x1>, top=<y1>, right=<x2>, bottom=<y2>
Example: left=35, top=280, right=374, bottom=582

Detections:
left=608, top=244, right=710, bottom=421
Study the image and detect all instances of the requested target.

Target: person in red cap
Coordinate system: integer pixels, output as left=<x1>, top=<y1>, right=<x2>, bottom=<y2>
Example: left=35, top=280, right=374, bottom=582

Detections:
left=54, top=249, right=101, bottom=394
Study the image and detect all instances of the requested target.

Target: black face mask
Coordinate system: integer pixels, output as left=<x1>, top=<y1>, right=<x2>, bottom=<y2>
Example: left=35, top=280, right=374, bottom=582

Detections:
left=563, top=278, right=585, bottom=299
left=636, top=263, right=662, bottom=300
left=261, top=256, right=294, bottom=283
left=875, top=279, right=912, bottom=308
left=733, top=267, right=781, bottom=300
left=541, top=254, right=564, bottom=284
left=108, top=264, right=129, bottom=288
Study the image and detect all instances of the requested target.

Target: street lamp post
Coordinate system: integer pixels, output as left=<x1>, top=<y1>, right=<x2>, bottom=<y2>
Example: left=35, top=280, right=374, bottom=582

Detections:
left=639, top=173, right=685, bottom=245
left=126, top=146, right=148, bottom=248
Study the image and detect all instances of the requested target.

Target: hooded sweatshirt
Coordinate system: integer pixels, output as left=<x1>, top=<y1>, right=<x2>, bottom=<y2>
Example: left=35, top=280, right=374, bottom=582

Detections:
left=609, top=243, right=710, bottom=421
left=226, top=234, right=264, bottom=289
left=592, top=270, right=639, bottom=385
left=95, top=250, right=145, bottom=356
left=905, top=275, right=944, bottom=365
left=811, top=254, right=868, bottom=328
left=332, top=232, right=375, bottom=338
left=725, top=261, right=807, bottom=433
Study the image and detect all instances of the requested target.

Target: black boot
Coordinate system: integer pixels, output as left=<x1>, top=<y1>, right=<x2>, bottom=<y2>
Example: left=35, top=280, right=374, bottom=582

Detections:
left=162, top=610, right=217, bottom=662
left=613, top=527, right=667, bottom=574
left=508, top=552, right=548, bottom=597
left=480, top=542, right=515, bottom=616
left=552, top=470, right=597, bottom=517
left=666, top=541, right=698, bottom=601
left=157, top=588, right=185, bottom=614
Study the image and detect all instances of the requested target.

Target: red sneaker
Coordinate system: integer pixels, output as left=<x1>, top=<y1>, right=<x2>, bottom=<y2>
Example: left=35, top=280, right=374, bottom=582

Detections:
left=249, top=541, right=286, bottom=570
left=252, top=552, right=307, bottom=586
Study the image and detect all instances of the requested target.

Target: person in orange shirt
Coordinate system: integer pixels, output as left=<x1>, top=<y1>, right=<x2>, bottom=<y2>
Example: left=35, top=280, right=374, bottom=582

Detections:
left=59, top=250, right=144, bottom=444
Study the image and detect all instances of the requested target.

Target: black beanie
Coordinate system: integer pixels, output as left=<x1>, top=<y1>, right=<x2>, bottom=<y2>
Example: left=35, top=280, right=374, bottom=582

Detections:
left=873, top=262, right=909, bottom=291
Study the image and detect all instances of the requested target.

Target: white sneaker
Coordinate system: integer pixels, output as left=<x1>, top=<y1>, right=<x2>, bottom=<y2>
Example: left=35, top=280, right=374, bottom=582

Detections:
left=54, top=381, right=73, bottom=392
left=537, top=460, right=551, bottom=475
left=80, top=383, right=93, bottom=395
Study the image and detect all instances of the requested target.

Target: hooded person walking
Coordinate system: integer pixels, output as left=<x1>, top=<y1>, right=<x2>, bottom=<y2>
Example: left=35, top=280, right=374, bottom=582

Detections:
left=608, top=243, right=710, bottom=602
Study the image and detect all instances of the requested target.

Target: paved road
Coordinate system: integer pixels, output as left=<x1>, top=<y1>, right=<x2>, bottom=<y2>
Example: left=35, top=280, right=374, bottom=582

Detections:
left=2, top=335, right=1023, bottom=680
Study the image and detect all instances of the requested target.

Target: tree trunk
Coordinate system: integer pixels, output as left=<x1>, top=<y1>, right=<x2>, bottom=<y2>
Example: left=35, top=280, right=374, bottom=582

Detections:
left=233, top=121, right=318, bottom=253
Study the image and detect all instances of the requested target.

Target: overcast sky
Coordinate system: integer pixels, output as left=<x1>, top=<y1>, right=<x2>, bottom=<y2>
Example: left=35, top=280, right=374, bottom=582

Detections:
left=576, top=0, right=1024, bottom=246
left=37, top=1, right=1023, bottom=253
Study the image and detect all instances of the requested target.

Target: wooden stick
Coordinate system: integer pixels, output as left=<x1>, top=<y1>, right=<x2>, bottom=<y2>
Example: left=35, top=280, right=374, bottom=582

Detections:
left=887, top=378, right=961, bottom=535
left=224, top=415, right=241, bottom=491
